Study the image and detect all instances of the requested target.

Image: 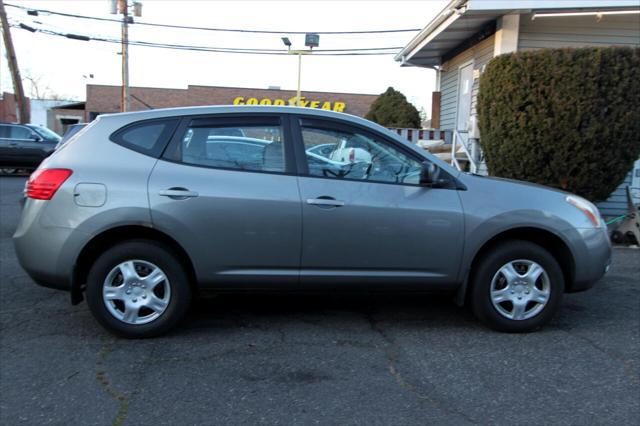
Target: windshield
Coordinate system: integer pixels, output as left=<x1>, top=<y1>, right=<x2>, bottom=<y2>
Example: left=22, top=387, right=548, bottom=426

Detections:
left=30, top=126, right=61, bottom=141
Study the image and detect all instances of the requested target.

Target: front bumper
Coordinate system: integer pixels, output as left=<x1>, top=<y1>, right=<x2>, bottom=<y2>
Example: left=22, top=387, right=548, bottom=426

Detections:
left=565, top=226, right=612, bottom=292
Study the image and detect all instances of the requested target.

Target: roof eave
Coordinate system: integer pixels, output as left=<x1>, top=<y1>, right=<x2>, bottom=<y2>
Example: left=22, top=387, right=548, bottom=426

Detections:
left=394, top=0, right=468, bottom=63
left=396, top=0, right=640, bottom=67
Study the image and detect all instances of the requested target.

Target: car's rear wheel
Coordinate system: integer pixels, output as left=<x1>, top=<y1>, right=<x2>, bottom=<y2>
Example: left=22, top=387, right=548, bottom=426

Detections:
left=86, top=240, right=191, bottom=338
left=470, top=240, right=564, bottom=332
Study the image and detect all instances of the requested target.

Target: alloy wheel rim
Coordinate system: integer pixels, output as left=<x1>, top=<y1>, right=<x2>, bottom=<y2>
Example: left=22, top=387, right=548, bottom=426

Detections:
left=490, top=259, right=551, bottom=321
left=102, top=260, right=171, bottom=325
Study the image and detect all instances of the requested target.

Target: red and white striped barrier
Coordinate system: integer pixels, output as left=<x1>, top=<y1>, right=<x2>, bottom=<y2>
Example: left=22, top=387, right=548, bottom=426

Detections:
left=388, top=128, right=451, bottom=144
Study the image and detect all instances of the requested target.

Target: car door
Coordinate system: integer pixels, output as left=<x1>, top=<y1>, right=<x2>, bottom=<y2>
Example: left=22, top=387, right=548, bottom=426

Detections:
left=28, top=126, right=61, bottom=159
left=16, top=126, right=49, bottom=166
left=148, top=114, right=302, bottom=288
left=0, top=124, right=14, bottom=165
left=0, top=124, right=34, bottom=166
left=293, top=116, right=465, bottom=289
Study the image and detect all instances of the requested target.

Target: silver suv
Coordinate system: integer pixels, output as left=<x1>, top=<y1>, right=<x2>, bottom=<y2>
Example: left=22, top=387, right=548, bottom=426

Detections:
left=13, top=106, right=611, bottom=337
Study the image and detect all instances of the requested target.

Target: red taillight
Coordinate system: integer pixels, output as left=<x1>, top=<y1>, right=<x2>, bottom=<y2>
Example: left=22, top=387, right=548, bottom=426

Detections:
left=26, top=169, right=73, bottom=200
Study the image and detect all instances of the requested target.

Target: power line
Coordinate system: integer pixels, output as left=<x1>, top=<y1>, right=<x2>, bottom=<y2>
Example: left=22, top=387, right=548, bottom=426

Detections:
left=12, top=24, right=401, bottom=56
left=5, top=2, right=421, bottom=35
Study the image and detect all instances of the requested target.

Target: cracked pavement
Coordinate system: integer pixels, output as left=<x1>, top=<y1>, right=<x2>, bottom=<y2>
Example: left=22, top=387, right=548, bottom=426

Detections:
left=1, top=175, right=639, bottom=425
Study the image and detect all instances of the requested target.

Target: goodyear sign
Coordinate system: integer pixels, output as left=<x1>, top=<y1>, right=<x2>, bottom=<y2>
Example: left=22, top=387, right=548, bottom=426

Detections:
left=233, top=96, right=346, bottom=112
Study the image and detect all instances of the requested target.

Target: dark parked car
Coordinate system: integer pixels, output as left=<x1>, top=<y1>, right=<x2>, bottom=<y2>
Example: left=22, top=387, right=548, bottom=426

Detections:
left=0, top=122, right=60, bottom=169
left=56, top=123, right=87, bottom=150
left=14, top=106, right=611, bottom=338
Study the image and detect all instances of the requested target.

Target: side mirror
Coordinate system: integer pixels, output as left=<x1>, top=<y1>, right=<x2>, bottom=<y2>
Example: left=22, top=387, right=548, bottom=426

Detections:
left=419, top=161, right=440, bottom=186
left=30, top=134, right=42, bottom=142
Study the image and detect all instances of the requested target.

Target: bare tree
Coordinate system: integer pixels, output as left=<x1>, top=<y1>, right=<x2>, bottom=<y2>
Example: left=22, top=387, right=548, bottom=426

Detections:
left=22, top=70, right=48, bottom=99
left=22, top=70, right=77, bottom=101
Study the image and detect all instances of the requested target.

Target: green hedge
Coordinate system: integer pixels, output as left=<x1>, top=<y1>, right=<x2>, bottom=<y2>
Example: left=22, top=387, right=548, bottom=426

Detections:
left=365, top=87, right=421, bottom=128
left=477, top=46, right=640, bottom=201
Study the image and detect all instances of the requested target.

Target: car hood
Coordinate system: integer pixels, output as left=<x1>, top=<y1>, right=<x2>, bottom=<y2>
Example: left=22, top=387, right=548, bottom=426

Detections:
left=464, top=173, right=571, bottom=197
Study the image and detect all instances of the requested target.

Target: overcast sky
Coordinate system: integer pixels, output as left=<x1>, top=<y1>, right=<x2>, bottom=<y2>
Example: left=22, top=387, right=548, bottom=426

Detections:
left=1, top=0, right=445, bottom=115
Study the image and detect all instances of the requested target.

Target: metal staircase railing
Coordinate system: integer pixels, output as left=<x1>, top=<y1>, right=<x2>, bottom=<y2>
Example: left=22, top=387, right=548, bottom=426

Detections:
left=451, top=130, right=478, bottom=173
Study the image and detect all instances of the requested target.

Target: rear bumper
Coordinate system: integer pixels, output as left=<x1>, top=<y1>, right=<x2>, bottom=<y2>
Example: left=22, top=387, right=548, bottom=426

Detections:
left=565, top=227, right=611, bottom=293
left=13, top=199, right=86, bottom=292
left=14, top=223, right=74, bottom=291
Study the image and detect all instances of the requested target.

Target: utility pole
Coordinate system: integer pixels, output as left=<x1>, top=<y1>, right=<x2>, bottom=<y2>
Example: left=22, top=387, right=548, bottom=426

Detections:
left=0, top=0, right=29, bottom=123
left=111, top=1, right=141, bottom=112
left=121, top=0, right=129, bottom=112
left=296, top=53, right=302, bottom=105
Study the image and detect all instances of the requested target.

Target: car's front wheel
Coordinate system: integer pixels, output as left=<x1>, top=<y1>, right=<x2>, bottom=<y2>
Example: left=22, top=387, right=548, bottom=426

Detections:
left=470, top=240, right=564, bottom=332
left=86, top=240, right=191, bottom=338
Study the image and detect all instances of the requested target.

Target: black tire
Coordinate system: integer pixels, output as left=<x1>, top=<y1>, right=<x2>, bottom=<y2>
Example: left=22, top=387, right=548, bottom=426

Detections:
left=610, top=230, right=624, bottom=244
left=86, top=240, right=191, bottom=338
left=470, top=240, right=564, bottom=332
left=624, top=231, right=639, bottom=245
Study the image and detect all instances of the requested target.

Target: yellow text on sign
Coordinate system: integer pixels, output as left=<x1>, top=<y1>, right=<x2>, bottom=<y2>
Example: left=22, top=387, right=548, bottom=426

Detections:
left=233, top=96, right=345, bottom=112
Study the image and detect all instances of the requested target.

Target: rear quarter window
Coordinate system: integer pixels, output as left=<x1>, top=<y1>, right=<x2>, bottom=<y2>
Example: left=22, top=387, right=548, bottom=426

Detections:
left=110, top=118, right=179, bottom=157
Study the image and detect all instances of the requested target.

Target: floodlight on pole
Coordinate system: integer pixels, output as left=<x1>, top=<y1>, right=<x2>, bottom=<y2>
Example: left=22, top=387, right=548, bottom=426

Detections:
left=282, top=34, right=318, bottom=107
left=304, top=33, right=319, bottom=49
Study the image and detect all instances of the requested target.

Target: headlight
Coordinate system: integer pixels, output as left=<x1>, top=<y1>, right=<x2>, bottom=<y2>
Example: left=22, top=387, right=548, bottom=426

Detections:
left=566, top=195, right=601, bottom=228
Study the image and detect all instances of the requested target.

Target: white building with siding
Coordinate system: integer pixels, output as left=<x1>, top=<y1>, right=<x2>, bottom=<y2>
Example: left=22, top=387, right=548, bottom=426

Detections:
left=395, top=0, right=640, bottom=216
left=29, top=99, right=76, bottom=129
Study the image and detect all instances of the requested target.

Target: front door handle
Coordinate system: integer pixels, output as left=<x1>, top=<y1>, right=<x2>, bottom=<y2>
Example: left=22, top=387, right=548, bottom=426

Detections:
left=159, top=187, right=199, bottom=200
left=306, top=197, right=345, bottom=207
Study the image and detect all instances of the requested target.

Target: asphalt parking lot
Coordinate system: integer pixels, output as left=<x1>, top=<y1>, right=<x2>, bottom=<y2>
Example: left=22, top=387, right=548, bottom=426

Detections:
left=1, top=175, right=639, bottom=425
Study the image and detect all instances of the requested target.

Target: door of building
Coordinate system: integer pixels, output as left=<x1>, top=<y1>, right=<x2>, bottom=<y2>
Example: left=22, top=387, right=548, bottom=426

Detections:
left=456, top=62, right=474, bottom=131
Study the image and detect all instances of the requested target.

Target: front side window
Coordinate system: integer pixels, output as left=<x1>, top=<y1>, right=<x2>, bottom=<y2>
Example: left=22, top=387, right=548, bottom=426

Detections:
left=30, top=126, right=61, bottom=142
left=176, top=124, right=285, bottom=173
left=301, top=126, right=423, bottom=184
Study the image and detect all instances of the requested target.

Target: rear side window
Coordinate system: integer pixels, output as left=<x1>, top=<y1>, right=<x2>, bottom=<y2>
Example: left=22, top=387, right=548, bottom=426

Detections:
left=0, top=125, right=32, bottom=139
left=111, top=119, right=179, bottom=157
left=167, top=120, right=285, bottom=173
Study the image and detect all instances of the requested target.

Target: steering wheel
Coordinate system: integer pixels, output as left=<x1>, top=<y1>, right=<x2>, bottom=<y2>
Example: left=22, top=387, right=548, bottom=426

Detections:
left=324, top=162, right=358, bottom=178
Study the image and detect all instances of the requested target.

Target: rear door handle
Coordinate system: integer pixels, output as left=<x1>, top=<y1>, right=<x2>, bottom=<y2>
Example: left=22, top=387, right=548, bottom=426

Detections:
left=306, top=197, right=345, bottom=207
left=159, top=187, right=199, bottom=200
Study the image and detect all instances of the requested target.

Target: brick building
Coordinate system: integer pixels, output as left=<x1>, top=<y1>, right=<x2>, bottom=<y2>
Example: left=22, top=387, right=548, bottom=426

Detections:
left=0, top=92, right=30, bottom=123
left=66, top=84, right=378, bottom=121
left=46, top=102, right=85, bottom=135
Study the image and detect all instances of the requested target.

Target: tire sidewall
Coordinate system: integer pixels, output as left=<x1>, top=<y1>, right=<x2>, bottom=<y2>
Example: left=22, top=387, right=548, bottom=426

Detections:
left=471, top=240, right=564, bottom=332
left=86, top=240, right=191, bottom=338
